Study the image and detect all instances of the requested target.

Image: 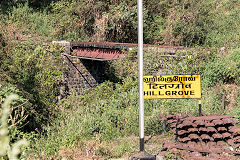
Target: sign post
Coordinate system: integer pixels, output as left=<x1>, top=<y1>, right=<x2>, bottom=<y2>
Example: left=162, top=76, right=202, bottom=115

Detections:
left=198, top=99, right=202, bottom=116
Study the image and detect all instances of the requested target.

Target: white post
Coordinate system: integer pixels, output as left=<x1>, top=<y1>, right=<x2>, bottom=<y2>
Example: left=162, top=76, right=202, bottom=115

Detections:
left=137, top=0, right=144, bottom=151
left=131, top=1, right=156, bottom=159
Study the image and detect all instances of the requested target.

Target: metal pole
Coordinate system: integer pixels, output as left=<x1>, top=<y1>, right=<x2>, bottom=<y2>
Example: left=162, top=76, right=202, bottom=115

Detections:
left=138, top=0, right=144, bottom=152
left=131, top=1, right=156, bottom=159
left=198, top=99, right=202, bottom=116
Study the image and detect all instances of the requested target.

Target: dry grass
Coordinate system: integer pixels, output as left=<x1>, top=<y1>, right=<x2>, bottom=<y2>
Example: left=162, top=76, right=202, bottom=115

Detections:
left=48, top=134, right=173, bottom=160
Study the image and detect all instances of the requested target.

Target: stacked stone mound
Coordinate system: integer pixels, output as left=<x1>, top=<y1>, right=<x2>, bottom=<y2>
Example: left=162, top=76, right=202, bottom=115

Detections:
left=165, top=114, right=185, bottom=132
left=162, top=115, right=240, bottom=160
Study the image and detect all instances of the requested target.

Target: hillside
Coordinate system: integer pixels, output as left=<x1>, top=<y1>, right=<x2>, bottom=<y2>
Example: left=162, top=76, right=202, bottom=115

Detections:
left=0, top=0, right=240, bottom=159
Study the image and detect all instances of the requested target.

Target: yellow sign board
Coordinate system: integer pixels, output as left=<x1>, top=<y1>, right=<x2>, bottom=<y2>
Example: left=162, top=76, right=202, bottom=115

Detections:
left=143, top=75, right=201, bottom=99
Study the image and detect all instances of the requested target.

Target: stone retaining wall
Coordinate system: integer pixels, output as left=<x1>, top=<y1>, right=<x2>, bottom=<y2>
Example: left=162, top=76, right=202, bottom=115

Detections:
left=61, top=55, right=106, bottom=96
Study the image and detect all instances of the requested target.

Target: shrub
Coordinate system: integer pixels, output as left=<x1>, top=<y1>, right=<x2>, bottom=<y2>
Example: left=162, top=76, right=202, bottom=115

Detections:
left=200, top=53, right=239, bottom=87
left=0, top=41, right=64, bottom=131
left=229, top=48, right=240, bottom=85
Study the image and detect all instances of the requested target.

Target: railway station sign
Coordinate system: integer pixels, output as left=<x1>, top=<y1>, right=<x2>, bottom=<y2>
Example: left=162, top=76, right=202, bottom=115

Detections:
left=143, top=75, right=201, bottom=99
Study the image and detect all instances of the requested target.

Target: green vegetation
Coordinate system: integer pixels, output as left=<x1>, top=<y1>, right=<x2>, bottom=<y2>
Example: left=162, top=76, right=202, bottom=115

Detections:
left=0, top=41, right=64, bottom=132
left=0, top=94, right=29, bottom=159
left=1, top=0, right=240, bottom=46
left=0, top=0, right=240, bottom=159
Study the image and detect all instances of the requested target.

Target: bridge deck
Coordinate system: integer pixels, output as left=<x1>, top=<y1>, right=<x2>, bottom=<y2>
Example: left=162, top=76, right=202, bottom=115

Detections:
left=70, top=42, right=187, bottom=61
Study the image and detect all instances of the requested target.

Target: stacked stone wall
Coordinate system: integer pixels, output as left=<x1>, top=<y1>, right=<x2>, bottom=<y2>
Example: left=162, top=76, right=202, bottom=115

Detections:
left=61, top=55, right=105, bottom=96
